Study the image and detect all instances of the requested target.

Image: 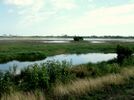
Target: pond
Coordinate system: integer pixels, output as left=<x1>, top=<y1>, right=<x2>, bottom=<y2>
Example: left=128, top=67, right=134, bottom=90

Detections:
left=0, top=53, right=117, bottom=70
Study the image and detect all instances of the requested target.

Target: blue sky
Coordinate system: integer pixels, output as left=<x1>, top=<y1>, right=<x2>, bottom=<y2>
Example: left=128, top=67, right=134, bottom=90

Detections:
left=0, top=0, right=134, bottom=36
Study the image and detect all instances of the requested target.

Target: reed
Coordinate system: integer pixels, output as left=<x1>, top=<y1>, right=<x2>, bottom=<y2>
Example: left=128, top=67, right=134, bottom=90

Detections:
left=54, top=67, right=134, bottom=96
left=1, top=92, right=46, bottom=100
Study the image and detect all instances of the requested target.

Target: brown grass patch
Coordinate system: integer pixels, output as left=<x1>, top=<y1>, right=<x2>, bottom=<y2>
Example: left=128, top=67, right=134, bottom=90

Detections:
left=54, top=67, right=134, bottom=96
left=1, top=92, right=45, bottom=100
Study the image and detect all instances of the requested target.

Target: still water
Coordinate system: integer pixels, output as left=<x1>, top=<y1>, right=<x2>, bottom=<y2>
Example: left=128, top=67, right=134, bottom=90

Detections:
left=0, top=37, right=134, bottom=43
left=0, top=53, right=117, bottom=70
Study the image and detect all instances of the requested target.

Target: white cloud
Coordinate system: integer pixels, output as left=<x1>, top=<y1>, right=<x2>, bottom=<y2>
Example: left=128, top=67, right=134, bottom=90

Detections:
left=51, top=0, right=77, bottom=10
left=4, top=0, right=34, bottom=6
left=19, top=0, right=46, bottom=26
left=3, top=0, right=78, bottom=27
left=3, top=0, right=47, bottom=26
left=52, top=3, right=134, bottom=35
left=88, top=0, right=94, bottom=2
left=129, top=0, right=134, bottom=3
left=85, top=3, right=134, bottom=25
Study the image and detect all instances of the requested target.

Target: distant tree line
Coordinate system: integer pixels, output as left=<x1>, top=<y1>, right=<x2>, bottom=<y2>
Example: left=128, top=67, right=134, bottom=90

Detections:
left=57, top=35, right=134, bottom=39
left=1, top=35, right=134, bottom=39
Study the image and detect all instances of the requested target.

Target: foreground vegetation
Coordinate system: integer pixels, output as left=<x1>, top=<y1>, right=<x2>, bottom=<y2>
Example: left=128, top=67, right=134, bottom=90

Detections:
left=0, top=55, right=134, bottom=100
left=0, top=40, right=134, bottom=63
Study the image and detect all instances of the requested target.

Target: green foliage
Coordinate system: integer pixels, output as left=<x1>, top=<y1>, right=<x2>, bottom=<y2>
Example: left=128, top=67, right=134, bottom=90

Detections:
left=0, top=71, right=14, bottom=96
left=121, top=56, right=134, bottom=66
left=0, top=61, right=72, bottom=95
left=0, top=51, right=46, bottom=63
left=116, top=45, right=133, bottom=64
left=45, top=61, right=73, bottom=84
left=12, top=61, right=73, bottom=92
left=87, top=62, right=120, bottom=77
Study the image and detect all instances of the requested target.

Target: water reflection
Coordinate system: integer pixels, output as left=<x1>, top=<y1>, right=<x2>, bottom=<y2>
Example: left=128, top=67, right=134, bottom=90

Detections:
left=0, top=53, right=117, bottom=70
left=43, top=40, right=70, bottom=43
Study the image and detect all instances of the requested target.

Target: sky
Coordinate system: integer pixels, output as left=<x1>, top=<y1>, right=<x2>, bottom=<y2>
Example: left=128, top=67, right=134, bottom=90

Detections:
left=0, top=0, right=134, bottom=36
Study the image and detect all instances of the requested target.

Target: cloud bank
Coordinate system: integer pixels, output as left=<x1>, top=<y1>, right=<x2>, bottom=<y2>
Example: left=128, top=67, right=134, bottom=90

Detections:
left=1, top=0, right=134, bottom=36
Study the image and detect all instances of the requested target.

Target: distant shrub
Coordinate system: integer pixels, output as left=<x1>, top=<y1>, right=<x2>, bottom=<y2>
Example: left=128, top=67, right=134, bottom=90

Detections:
left=73, top=36, right=83, bottom=41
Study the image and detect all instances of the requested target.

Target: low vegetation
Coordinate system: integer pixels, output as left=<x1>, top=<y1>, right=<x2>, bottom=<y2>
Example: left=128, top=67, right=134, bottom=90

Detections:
left=0, top=51, right=46, bottom=63
left=0, top=43, right=134, bottom=100
left=0, top=54, right=134, bottom=99
left=0, top=40, right=134, bottom=63
left=1, top=92, right=46, bottom=100
left=54, top=67, right=134, bottom=96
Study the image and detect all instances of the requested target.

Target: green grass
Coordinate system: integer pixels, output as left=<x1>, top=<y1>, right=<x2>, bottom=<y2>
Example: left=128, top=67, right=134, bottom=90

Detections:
left=0, top=40, right=134, bottom=63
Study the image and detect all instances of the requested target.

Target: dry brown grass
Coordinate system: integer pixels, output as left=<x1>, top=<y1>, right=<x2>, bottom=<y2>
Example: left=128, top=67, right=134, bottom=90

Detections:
left=1, top=92, right=46, bottom=100
left=54, top=67, right=134, bottom=96
left=69, top=65, right=90, bottom=77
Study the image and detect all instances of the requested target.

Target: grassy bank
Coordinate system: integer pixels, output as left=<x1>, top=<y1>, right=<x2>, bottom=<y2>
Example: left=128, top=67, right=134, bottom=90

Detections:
left=0, top=40, right=134, bottom=63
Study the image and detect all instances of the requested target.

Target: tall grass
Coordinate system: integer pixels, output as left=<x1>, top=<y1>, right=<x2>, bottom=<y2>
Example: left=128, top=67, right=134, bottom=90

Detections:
left=1, top=92, right=45, bottom=100
left=54, top=67, right=134, bottom=96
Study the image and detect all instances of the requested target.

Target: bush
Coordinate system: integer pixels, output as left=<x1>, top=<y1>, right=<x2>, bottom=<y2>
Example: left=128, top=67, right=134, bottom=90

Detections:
left=45, top=61, right=73, bottom=84
left=18, top=61, right=73, bottom=91
left=0, top=71, right=14, bottom=96
left=116, top=45, right=133, bottom=64
left=73, top=36, right=83, bottom=41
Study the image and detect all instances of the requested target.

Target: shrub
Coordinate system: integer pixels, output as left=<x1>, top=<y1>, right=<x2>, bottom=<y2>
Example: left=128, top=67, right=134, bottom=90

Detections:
left=116, top=45, right=133, bottom=64
left=18, top=61, right=73, bottom=91
left=73, top=36, right=83, bottom=41
left=0, top=71, right=14, bottom=96
left=19, top=64, right=49, bottom=91
left=45, top=61, right=73, bottom=84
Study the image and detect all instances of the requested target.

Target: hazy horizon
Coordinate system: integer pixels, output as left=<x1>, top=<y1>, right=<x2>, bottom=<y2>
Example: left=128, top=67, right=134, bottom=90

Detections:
left=0, top=0, right=134, bottom=36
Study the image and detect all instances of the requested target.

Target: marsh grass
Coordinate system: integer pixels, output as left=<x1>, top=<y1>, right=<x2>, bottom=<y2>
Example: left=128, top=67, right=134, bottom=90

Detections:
left=0, top=40, right=134, bottom=63
left=54, top=67, right=134, bottom=97
left=0, top=51, right=46, bottom=63
left=71, top=62, right=121, bottom=78
left=1, top=92, right=45, bottom=100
